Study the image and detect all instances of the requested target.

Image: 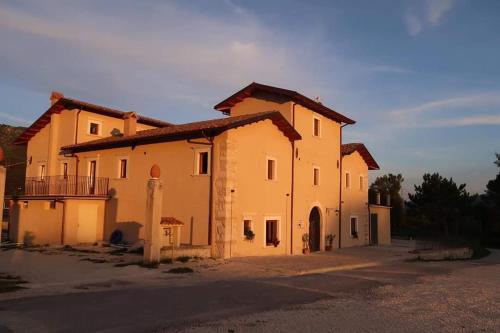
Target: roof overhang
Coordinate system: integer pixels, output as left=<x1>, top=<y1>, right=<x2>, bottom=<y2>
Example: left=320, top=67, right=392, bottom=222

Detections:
left=214, top=82, right=355, bottom=125
left=341, top=143, right=380, bottom=170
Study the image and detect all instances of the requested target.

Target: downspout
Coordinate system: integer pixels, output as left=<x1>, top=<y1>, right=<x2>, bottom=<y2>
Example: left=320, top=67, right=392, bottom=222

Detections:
left=338, top=123, right=350, bottom=249
left=290, top=103, right=297, bottom=255
left=187, top=135, right=214, bottom=246
left=58, top=199, right=67, bottom=244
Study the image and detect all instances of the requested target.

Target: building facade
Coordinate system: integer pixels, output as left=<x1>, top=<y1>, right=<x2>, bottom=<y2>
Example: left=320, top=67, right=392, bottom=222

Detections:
left=8, top=83, right=390, bottom=257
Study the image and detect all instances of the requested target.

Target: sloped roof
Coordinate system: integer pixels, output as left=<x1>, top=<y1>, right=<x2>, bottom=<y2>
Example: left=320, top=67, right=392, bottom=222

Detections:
left=14, top=96, right=172, bottom=145
left=61, top=111, right=301, bottom=153
left=341, top=143, right=380, bottom=170
left=214, top=82, right=355, bottom=125
left=160, top=217, right=184, bottom=226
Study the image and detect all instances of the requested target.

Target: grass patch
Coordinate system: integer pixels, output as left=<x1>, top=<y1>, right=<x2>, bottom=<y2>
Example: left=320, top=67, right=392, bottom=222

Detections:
left=176, top=256, right=191, bottom=263
left=139, top=261, right=159, bottom=269
left=80, top=258, right=109, bottom=264
left=128, top=247, right=144, bottom=255
left=472, top=247, right=491, bottom=260
left=165, top=267, right=194, bottom=274
left=61, top=245, right=99, bottom=254
left=0, top=273, right=28, bottom=293
left=109, top=248, right=127, bottom=256
left=161, top=258, right=173, bottom=264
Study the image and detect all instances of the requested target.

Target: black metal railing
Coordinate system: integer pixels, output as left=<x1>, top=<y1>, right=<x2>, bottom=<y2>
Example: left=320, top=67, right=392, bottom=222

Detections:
left=23, top=176, right=109, bottom=197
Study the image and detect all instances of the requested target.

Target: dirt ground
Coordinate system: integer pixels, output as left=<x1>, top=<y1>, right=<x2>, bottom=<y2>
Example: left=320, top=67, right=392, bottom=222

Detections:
left=0, top=243, right=498, bottom=332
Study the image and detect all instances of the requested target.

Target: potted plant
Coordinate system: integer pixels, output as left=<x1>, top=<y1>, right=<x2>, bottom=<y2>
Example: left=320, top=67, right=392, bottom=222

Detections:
left=273, top=238, right=280, bottom=247
left=302, top=233, right=310, bottom=254
left=244, top=229, right=255, bottom=241
left=325, top=234, right=335, bottom=251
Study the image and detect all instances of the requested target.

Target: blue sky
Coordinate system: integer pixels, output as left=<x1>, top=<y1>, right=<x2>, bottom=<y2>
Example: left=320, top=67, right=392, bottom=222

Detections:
left=0, top=0, right=499, bottom=196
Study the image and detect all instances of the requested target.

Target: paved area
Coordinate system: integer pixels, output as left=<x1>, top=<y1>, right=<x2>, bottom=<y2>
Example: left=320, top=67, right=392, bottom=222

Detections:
left=0, top=245, right=498, bottom=332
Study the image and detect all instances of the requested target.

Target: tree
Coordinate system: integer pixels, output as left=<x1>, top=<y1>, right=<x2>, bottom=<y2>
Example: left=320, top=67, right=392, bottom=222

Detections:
left=480, top=153, right=500, bottom=238
left=408, top=173, right=473, bottom=237
left=370, top=174, right=405, bottom=230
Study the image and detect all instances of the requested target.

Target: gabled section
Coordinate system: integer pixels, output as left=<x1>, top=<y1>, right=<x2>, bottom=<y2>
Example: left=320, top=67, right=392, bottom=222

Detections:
left=14, top=93, right=173, bottom=145
left=342, top=143, right=380, bottom=170
left=214, top=82, right=355, bottom=125
left=62, top=111, right=301, bottom=154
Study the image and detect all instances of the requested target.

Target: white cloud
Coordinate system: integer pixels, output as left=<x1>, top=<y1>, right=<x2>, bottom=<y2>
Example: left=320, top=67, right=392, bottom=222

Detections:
left=424, top=115, right=500, bottom=128
left=427, top=0, right=456, bottom=25
left=388, top=93, right=500, bottom=128
left=390, top=93, right=500, bottom=117
left=404, top=0, right=457, bottom=36
left=0, top=1, right=332, bottom=122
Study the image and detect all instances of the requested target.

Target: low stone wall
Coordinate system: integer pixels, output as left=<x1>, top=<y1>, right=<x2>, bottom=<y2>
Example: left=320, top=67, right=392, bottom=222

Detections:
left=417, top=247, right=473, bottom=261
left=161, top=245, right=211, bottom=259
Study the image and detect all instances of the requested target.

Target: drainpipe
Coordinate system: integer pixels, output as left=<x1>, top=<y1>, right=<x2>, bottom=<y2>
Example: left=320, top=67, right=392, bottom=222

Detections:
left=187, top=135, right=214, bottom=246
left=57, top=199, right=67, bottom=244
left=338, top=123, right=350, bottom=249
left=290, top=103, right=297, bottom=255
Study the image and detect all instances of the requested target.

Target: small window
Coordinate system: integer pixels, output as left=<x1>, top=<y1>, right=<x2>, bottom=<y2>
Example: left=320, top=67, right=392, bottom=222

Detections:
left=198, top=151, right=209, bottom=175
left=62, top=162, right=68, bottom=179
left=267, top=159, right=276, bottom=180
left=313, top=117, right=321, bottom=137
left=89, top=122, right=100, bottom=135
left=350, top=217, right=358, bottom=238
left=243, top=219, right=254, bottom=239
left=345, top=172, right=351, bottom=188
left=39, top=164, right=46, bottom=180
left=265, top=219, right=279, bottom=246
left=119, top=159, right=128, bottom=179
left=313, top=167, right=320, bottom=186
left=359, top=175, right=364, bottom=191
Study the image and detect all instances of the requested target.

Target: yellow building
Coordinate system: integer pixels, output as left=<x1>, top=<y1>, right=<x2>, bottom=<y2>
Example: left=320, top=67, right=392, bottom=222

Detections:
left=8, top=83, right=390, bottom=257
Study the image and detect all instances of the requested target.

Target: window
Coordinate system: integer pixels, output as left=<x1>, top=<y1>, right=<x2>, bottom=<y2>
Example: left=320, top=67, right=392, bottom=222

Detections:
left=62, top=162, right=68, bottom=179
left=265, top=219, right=279, bottom=246
left=244, top=220, right=252, bottom=235
left=313, top=167, right=320, bottom=186
left=39, top=164, right=46, bottom=180
left=345, top=172, right=351, bottom=188
left=89, top=121, right=101, bottom=135
left=267, top=158, right=276, bottom=180
left=350, top=217, right=358, bottom=238
left=359, top=175, right=364, bottom=191
left=196, top=151, right=209, bottom=175
left=313, top=117, right=321, bottom=137
left=119, top=158, right=128, bottom=179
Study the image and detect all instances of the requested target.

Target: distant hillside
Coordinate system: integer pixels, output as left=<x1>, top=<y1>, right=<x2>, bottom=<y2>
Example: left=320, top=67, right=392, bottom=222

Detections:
left=0, top=124, right=27, bottom=195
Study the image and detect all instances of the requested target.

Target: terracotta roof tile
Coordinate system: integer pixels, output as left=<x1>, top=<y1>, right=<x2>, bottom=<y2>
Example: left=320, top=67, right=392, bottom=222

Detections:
left=342, top=143, right=380, bottom=170
left=214, top=82, right=355, bottom=125
left=62, top=111, right=301, bottom=153
left=161, top=217, right=184, bottom=226
left=14, top=96, right=172, bottom=144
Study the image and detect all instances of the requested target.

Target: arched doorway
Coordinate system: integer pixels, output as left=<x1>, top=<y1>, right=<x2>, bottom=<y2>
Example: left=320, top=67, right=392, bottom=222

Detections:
left=309, top=207, right=321, bottom=252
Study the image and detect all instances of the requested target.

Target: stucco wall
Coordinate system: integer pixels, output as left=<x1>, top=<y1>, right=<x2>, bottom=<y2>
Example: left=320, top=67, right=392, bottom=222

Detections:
left=76, top=140, right=211, bottom=245
left=26, top=108, right=158, bottom=179
left=370, top=205, right=391, bottom=245
left=9, top=198, right=105, bottom=245
left=212, top=119, right=293, bottom=258
left=341, top=151, right=369, bottom=247
left=227, top=99, right=343, bottom=255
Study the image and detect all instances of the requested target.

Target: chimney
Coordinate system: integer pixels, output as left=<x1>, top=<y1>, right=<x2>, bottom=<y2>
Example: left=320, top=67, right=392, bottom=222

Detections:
left=124, top=112, right=138, bottom=136
left=50, top=91, right=64, bottom=106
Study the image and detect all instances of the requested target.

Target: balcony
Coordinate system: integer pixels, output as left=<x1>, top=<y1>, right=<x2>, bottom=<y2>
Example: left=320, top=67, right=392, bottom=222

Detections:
left=22, top=176, right=109, bottom=197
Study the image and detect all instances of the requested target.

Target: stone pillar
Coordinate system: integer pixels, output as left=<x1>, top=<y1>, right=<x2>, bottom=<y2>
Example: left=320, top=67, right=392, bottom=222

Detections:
left=144, top=165, right=163, bottom=264
left=0, top=148, right=5, bottom=246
